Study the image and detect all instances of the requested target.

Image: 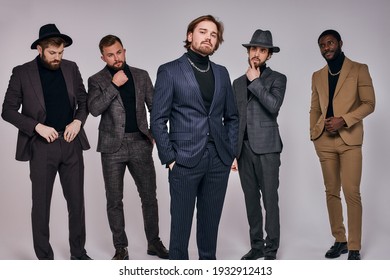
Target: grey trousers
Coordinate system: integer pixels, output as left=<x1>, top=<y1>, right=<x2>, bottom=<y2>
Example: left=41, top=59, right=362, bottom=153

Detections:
left=101, top=132, right=160, bottom=249
left=237, top=141, right=281, bottom=258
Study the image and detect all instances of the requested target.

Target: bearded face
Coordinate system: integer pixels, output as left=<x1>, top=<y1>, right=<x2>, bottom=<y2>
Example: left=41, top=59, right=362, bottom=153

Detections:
left=38, top=44, right=64, bottom=70
left=188, top=20, right=218, bottom=56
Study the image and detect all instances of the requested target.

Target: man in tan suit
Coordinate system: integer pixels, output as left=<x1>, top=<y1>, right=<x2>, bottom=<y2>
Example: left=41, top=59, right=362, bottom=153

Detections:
left=310, top=29, right=375, bottom=260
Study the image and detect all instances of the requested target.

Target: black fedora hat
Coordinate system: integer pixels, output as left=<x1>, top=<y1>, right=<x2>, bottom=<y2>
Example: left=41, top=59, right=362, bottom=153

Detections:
left=31, top=24, right=72, bottom=49
left=242, top=29, right=280, bottom=53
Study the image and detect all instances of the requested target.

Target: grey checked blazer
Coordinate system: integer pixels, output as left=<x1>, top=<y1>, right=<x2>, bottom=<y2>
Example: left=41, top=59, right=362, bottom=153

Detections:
left=87, top=66, right=154, bottom=153
left=233, top=67, right=287, bottom=157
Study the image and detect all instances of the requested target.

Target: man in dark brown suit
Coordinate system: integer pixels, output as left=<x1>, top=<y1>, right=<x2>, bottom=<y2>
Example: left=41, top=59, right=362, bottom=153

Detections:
left=2, top=24, right=91, bottom=260
left=88, top=35, right=168, bottom=260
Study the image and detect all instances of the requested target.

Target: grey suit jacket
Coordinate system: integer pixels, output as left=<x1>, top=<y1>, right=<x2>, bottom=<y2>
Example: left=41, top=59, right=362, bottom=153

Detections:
left=233, top=67, right=287, bottom=158
left=2, top=58, right=90, bottom=161
left=88, top=65, right=154, bottom=154
left=151, top=54, right=238, bottom=168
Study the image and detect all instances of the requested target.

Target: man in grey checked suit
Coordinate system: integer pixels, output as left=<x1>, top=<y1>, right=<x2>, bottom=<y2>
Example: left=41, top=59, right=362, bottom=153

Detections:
left=151, top=15, right=238, bottom=260
left=231, top=29, right=287, bottom=260
left=88, top=35, right=168, bottom=260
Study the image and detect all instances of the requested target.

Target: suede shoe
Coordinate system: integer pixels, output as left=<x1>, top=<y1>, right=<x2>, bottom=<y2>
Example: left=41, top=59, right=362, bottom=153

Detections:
left=325, top=242, right=348, bottom=259
left=348, top=250, right=361, bottom=260
left=112, top=247, right=129, bottom=260
left=241, top=249, right=264, bottom=260
left=70, top=253, right=92, bottom=260
left=147, top=240, right=169, bottom=259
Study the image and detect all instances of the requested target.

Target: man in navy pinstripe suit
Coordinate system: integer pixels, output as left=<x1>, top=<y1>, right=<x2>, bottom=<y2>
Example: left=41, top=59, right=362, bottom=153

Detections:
left=151, top=15, right=238, bottom=260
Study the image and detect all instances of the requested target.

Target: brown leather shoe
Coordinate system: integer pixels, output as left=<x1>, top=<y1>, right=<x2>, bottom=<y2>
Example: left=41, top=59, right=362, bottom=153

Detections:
left=112, top=247, right=129, bottom=260
left=147, top=240, right=169, bottom=259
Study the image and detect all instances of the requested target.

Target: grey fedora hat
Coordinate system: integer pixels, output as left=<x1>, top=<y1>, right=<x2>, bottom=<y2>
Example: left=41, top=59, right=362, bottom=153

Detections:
left=31, top=23, right=72, bottom=49
left=242, top=29, right=280, bottom=53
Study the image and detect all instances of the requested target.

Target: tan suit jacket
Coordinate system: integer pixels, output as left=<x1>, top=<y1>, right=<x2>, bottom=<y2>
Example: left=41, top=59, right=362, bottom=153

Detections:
left=310, top=57, right=375, bottom=145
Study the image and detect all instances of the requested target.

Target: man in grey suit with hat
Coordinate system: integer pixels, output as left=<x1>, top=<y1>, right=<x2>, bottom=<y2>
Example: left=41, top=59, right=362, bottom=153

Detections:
left=2, top=24, right=91, bottom=260
left=231, top=29, right=287, bottom=260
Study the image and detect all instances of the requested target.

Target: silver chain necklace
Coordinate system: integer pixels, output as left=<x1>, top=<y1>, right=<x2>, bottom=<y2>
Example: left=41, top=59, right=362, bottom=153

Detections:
left=187, top=57, right=210, bottom=73
left=328, top=68, right=341, bottom=76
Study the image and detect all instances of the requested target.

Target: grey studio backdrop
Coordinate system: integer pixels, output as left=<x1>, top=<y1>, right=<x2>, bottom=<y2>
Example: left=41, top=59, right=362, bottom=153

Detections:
left=0, top=0, right=389, bottom=260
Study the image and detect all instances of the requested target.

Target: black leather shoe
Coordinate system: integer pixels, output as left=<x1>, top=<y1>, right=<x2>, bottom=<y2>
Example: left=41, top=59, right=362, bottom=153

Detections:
left=348, top=250, right=361, bottom=260
left=325, top=242, right=348, bottom=258
left=112, top=247, right=129, bottom=260
left=241, top=249, right=264, bottom=260
left=265, top=255, right=276, bottom=260
left=147, top=240, right=169, bottom=259
left=70, top=253, right=92, bottom=260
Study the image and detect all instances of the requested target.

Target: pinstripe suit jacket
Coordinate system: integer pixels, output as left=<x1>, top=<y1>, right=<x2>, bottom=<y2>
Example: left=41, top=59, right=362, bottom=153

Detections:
left=151, top=54, right=238, bottom=168
left=233, top=67, right=286, bottom=158
left=87, top=65, right=154, bottom=153
left=2, top=58, right=90, bottom=161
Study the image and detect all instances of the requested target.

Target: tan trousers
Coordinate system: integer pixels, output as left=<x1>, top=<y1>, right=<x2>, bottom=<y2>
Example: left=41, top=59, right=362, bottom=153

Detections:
left=314, top=131, right=362, bottom=250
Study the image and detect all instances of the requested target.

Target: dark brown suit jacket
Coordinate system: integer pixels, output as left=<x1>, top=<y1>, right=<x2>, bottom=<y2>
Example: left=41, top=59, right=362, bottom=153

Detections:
left=2, top=58, right=90, bottom=161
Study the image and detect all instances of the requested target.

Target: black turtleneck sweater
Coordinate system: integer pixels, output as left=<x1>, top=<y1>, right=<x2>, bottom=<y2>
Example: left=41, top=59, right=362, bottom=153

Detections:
left=186, top=49, right=215, bottom=113
left=326, top=52, right=345, bottom=118
left=107, top=64, right=139, bottom=133
left=37, top=56, right=73, bottom=132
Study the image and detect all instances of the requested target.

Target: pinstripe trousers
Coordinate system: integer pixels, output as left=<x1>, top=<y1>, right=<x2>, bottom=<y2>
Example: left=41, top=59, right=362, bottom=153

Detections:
left=168, top=142, right=231, bottom=260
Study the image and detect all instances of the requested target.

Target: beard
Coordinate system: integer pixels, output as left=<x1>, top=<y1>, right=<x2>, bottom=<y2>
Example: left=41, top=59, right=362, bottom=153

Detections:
left=108, top=60, right=126, bottom=71
left=322, top=46, right=342, bottom=61
left=40, top=54, right=61, bottom=70
left=192, top=42, right=214, bottom=56
left=248, top=57, right=265, bottom=68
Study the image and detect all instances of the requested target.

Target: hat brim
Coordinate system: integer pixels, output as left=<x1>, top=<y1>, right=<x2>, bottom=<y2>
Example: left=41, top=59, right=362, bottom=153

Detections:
left=242, top=43, right=280, bottom=53
left=31, top=33, right=73, bottom=49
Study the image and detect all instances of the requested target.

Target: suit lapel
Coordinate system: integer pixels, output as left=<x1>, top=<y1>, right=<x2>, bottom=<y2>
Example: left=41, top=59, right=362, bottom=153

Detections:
left=101, top=67, right=125, bottom=108
left=236, top=75, right=247, bottom=105
left=209, top=62, right=220, bottom=113
left=179, top=55, right=207, bottom=113
left=61, top=62, right=75, bottom=108
left=27, top=60, right=46, bottom=112
left=129, top=66, right=140, bottom=113
left=320, top=67, right=329, bottom=106
left=334, top=57, right=352, bottom=99
left=235, top=75, right=247, bottom=121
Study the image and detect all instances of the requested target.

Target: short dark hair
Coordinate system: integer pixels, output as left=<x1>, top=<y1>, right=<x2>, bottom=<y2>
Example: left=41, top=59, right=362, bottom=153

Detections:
left=318, top=29, right=342, bottom=44
left=38, top=37, right=66, bottom=50
left=99, top=35, right=123, bottom=54
left=183, top=15, right=224, bottom=52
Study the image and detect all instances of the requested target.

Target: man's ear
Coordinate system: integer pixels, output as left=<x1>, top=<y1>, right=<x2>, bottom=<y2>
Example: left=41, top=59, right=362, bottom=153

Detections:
left=37, top=45, right=43, bottom=56
left=187, top=32, right=193, bottom=43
